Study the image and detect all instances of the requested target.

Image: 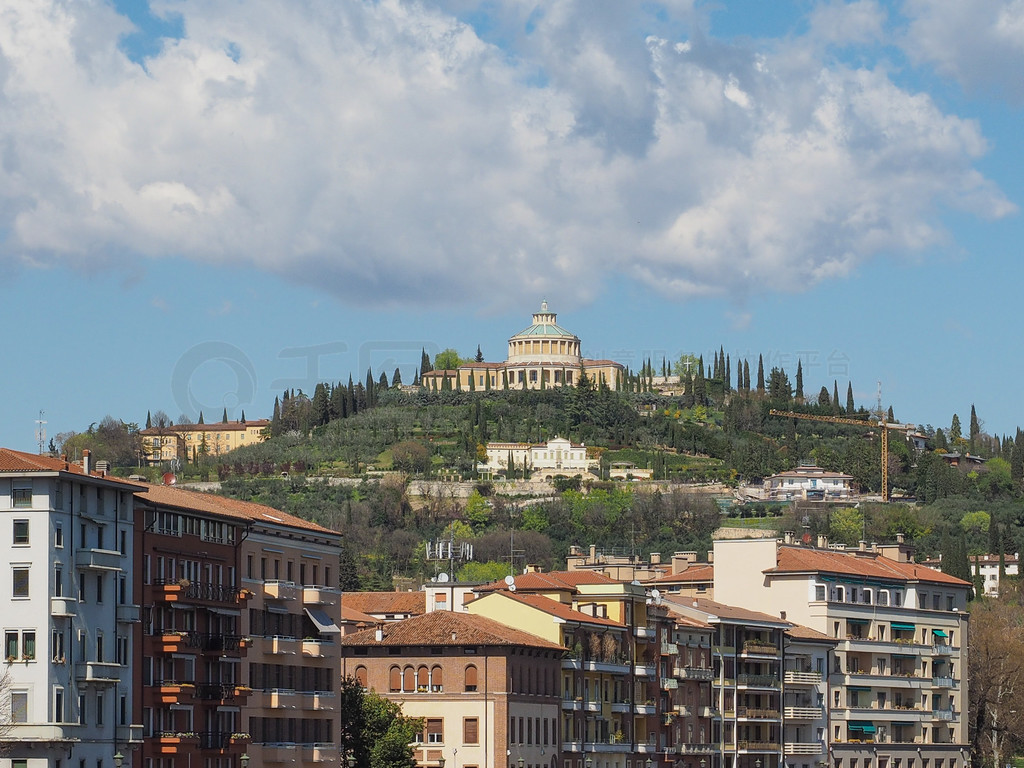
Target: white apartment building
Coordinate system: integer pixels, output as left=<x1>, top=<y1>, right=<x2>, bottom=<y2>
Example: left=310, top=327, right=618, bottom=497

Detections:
left=0, top=448, right=143, bottom=767
left=763, top=467, right=855, bottom=501
left=484, top=437, right=592, bottom=479
left=713, top=536, right=971, bottom=768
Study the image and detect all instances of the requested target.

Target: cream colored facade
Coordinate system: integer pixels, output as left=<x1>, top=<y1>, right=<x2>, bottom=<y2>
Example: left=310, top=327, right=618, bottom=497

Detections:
left=485, top=437, right=593, bottom=477
left=421, top=302, right=625, bottom=391
left=712, top=538, right=970, bottom=768
left=141, top=420, right=269, bottom=464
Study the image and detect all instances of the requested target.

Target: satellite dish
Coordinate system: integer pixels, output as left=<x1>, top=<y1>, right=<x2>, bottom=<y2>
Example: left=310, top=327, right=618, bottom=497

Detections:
left=504, top=575, right=515, bottom=587
left=509, top=584, right=516, bottom=592
left=437, top=572, right=449, bottom=583
left=652, top=589, right=662, bottom=605
left=162, top=473, right=177, bottom=486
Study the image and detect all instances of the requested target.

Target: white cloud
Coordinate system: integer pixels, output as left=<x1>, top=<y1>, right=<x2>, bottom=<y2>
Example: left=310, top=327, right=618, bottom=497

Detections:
left=902, top=0, right=1024, bottom=100
left=0, top=0, right=1012, bottom=308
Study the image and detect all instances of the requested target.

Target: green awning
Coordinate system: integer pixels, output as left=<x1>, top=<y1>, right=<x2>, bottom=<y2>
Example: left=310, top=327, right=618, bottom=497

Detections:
left=891, top=622, right=916, bottom=631
left=847, top=618, right=869, bottom=624
left=848, top=686, right=872, bottom=692
left=849, top=722, right=876, bottom=734
left=932, top=629, right=948, bottom=638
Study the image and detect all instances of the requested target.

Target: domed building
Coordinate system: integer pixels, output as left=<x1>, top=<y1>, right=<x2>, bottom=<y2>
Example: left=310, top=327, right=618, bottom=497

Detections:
left=421, top=301, right=625, bottom=391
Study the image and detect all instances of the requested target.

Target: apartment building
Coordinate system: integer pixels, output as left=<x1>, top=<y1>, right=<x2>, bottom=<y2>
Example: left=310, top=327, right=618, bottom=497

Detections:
left=140, top=420, right=270, bottom=465
left=340, top=610, right=565, bottom=768
left=134, top=483, right=343, bottom=767
left=0, top=448, right=143, bottom=767
left=713, top=537, right=971, bottom=768
left=661, top=610, right=716, bottom=768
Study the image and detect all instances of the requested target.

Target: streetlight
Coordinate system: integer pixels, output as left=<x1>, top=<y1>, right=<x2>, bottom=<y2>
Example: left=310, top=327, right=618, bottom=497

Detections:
left=647, top=759, right=654, bottom=768
left=113, top=754, right=124, bottom=768
left=755, top=760, right=761, bottom=768
left=519, top=758, right=525, bottom=768
left=586, top=757, right=593, bottom=768
left=439, top=758, right=446, bottom=768
left=348, top=754, right=357, bottom=768
left=239, top=755, right=250, bottom=768
left=701, top=760, right=707, bottom=768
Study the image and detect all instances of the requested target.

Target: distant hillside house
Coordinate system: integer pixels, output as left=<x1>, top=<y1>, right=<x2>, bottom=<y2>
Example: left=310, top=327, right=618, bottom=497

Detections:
left=764, top=464, right=855, bottom=500
left=140, top=419, right=269, bottom=465
left=420, top=301, right=625, bottom=391
left=484, top=436, right=593, bottom=479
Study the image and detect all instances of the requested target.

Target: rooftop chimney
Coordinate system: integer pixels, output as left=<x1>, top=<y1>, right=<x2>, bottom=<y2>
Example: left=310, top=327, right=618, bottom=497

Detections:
left=650, top=552, right=661, bottom=565
left=784, top=531, right=795, bottom=545
left=375, top=626, right=384, bottom=642
left=82, top=449, right=91, bottom=474
left=859, top=540, right=867, bottom=552
left=896, top=532, right=905, bottom=544
left=590, top=544, right=597, bottom=561
left=817, top=534, right=829, bottom=550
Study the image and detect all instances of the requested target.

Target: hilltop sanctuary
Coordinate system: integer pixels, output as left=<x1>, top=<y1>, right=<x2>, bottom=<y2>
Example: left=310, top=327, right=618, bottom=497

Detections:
left=421, top=302, right=625, bottom=391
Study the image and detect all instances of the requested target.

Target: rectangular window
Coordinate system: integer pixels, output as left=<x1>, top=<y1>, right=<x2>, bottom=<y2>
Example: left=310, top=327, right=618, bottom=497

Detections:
left=54, top=687, right=65, bottom=723
left=55, top=523, right=63, bottom=548
left=5, top=632, right=18, bottom=660
left=13, top=520, right=29, bottom=546
left=464, top=717, right=479, bottom=744
left=23, top=631, right=35, bottom=660
left=11, top=691, right=28, bottom=723
left=78, top=693, right=86, bottom=725
left=96, top=574, right=104, bottom=604
left=96, top=692, right=103, bottom=726
left=54, top=567, right=63, bottom=597
left=815, top=585, right=825, bottom=601
left=12, top=567, right=29, bottom=598
left=426, top=718, right=444, bottom=743
left=12, top=483, right=32, bottom=508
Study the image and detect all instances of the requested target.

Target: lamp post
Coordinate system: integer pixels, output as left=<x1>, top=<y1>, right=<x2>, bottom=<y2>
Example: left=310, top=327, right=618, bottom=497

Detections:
left=701, top=759, right=707, bottom=768
left=519, top=758, right=525, bottom=768
left=113, top=754, right=124, bottom=768
left=647, top=758, right=653, bottom=768
left=239, top=755, right=250, bottom=768
left=439, top=757, right=446, bottom=768
left=586, top=757, right=593, bottom=768
left=348, top=753, right=356, bottom=768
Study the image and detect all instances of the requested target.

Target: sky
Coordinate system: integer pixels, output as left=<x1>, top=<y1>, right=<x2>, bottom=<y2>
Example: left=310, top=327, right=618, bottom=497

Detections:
left=1, top=0, right=1022, bottom=452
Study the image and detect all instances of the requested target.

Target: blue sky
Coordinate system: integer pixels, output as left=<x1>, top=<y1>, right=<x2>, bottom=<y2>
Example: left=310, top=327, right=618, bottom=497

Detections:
left=1, top=0, right=1022, bottom=453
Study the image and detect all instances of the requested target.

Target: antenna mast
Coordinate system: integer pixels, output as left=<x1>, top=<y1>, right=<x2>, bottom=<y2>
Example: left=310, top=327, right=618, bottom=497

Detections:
left=35, top=410, right=47, bottom=455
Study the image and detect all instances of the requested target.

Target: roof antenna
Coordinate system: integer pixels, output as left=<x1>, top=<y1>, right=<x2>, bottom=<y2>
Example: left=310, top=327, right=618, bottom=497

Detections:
left=35, top=410, right=47, bottom=455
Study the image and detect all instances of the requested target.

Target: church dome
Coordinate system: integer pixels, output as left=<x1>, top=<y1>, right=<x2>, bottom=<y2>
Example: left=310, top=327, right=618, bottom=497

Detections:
left=507, top=301, right=581, bottom=365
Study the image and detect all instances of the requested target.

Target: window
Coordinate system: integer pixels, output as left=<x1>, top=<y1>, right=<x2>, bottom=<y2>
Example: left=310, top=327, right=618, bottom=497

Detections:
left=465, top=664, right=478, bottom=692
left=417, top=665, right=429, bottom=692
left=431, top=665, right=443, bottom=692
left=12, top=567, right=29, bottom=598
left=55, top=523, right=63, bottom=548
left=815, top=585, right=826, bottom=601
left=23, top=631, right=35, bottom=660
left=96, top=692, right=104, bottom=726
left=12, top=483, right=32, bottom=508
left=932, top=594, right=940, bottom=610
left=96, top=574, right=104, bottom=604
left=389, top=667, right=401, bottom=693
left=10, top=691, right=28, bottom=723
left=54, top=687, right=65, bottom=722
left=355, top=666, right=368, bottom=688
left=426, top=718, right=444, bottom=743
left=5, top=632, right=18, bottom=661
left=13, top=520, right=28, bottom=546
left=947, top=595, right=954, bottom=611
left=464, top=717, right=479, bottom=744
left=54, top=567, right=63, bottom=597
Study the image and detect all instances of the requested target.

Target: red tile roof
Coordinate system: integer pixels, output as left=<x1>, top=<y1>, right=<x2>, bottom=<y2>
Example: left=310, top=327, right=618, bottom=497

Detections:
left=770, top=545, right=972, bottom=587
left=476, top=570, right=618, bottom=593
left=786, top=624, right=836, bottom=642
left=342, top=592, right=427, bottom=617
left=136, top=483, right=338, bottom=536
left=140, top=420, right=268, bottom=435
left=496, top=592, right=626, bottom=629
left=647, top=565, right=714, bottom=584
left=0, top=448, right=141, bottom=487
left=664, top=596, right=791, bottom=626
left=340, top=610, right=564, bottom=650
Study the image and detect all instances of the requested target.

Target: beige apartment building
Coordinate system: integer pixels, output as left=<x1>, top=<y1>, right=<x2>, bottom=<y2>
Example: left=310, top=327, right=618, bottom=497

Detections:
left=140, top=420, right=270, bottom=465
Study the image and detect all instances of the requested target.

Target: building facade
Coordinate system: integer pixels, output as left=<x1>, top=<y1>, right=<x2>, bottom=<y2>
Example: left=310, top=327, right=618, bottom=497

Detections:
left=0, top=448, right=143, bottom=767
left=140, top=420, right=270, bottom=465
left=484, top=438, right=592, bottom=479
left=421, top=303, right=625, bottom=392
left=763, top=467, right=855, bottom=501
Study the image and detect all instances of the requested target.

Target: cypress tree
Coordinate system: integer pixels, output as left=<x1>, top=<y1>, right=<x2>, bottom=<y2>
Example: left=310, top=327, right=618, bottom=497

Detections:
left=736, top=362, right=743, bottom=392
left=756, top=355, right=765, bottom=393
left=222, top=407, right=229, bottom=423
left=795, top=360, right=804, bottom=402
left=950, top=414, right=962, bottom=442
left=743, top=360, right=750, bottom=391
left=818, top=386, right=830, bottom=407
left=198, top=411, right=205, bottom=425
left=420, top=348, right=433, bottom=374
left=365, top=369, right=376, bottom=408
left=146, top=411, right=152, bottom=429
left=969, top=405, right=980, bottom=452
left=887, top=405, right=895, bottom=422
left=393, top=367, right=402, bottom=387
left=846, top=382, right=855, bottom=415
left=502, top=371, right=509, bottom=390
left=379, top=371, right=389, bottom=389
left=240, top=410, right=246, bottom=423
left=833, top=381, right=841, bottom=415
left=935, top=428, right=947, bottom=450
left=725, top=354, right=731, bottom=394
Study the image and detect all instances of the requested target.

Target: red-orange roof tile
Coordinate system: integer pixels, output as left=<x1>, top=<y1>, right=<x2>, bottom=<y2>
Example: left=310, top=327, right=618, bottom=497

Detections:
left=476, top=570, right=618, bottom=593
left=770, top=545, right=972, bottom=587
left=0, top=448, right=141, bottom=487
left=496, top=592, right=627, bottom=629
left=647, top=565, right=715, bottom=584
left=342, top=592, right=427, bottom=617
left=340, top=610, right=564, bottom=650
left=136, top=483, right=338, bottom=536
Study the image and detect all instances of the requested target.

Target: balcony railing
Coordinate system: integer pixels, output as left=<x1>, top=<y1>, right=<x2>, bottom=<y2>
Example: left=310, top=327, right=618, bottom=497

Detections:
left=75, top=548, right=123, bottom=570
left=737, top=674, right=779, bottom=688
left=675, top=667, right=715, bottom=680
left=264, top=580, right=299, bottom=600
left=678, top=744, right=716, bottom=754
left=153, top=578, right=245, bottom=604
left=742, top=640, right=779, bottom=656
left=737, top=741, right=781, bottom=752
left=785, top=743, right=823, bottom=755
left=737, top=707, right=780, bottom=719
left=784, top=670, right=822, bottom=685
left=932, top=710, right=955, bottom=721
left=302, top=586, right=341, bottom=606
left=932, top=676, right=956, bottom=688
left=784, top=706, right=823, bottom=719
left=75, top=661, right=122, bottom=684
left=194, top=683, right=240, bottom=701
left=932, top=643, right=954, bottom=655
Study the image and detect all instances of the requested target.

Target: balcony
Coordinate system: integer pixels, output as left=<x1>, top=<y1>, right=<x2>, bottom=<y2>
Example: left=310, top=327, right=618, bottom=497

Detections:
left=584, top=699, right=602, bottom=713
left=584, top=659, right=632, bottom=674
left=932, top=643, right=954, bottom=656
left=195, top=683, right=239, bottom=701
left=562, top=741, right=585, bottom=753
left=737, top=674, right=779, bottom=688
left=661, top=642, right=679, bottom=655
left=633, top=702, right=657, bottom=715
left=266, top=689, right=299, bottom=709
left=677, top=744, right=716, bottom=755
left=302, top=586, right=341, bottom=606
left=634, top=662, right=657, bottom=677
left=932, top=676, right=957, bottom=688
left=662, top=678, right=679, bottom=690
left=737, top=741, right=781, bottom=752
left=263, top=580, right=299, bottom=601
left=785, top=743, right=824, bottom=756
left=116, top=603, right=141, bottom=623
left=262, top=744, right=299, bottom=763
left=592, top=741, right=632, bottom=753
left=303, top=639, right=334, bottom=658
left=562, top=698, right=583, bottom=711
left=741, top=640, right=780, bottom=657
left=156, top=681, right=196, bottom=703
left=675, top=667, right=715, bottom=681
left=305, top=743, right=339, bottom=763
left=154, top=733, right=201, bottom=754
left=117, top=724, right=144, bottom=744
left=932, top=710, right=956, bottom=721
left=675, top=704, right=692, bottom=716
left=75, top=548, right=123, bottom=571
left=312, top=691, right=336, bottom=711
left=784, top=670, right=822, bottom=685
left=271, top=636, right=299, bottom=655
left=635, top=626, right=657, bottom=640
left=611, top=701, right=631, bottom=713
left=50, top=596, right=77, bottom=617
left=785, top=706, right=823, bottom=720
left=737, top=707, right=781, bottom=720
left=74, top=661, right=122, bottom=684
left=700, top=706, right=720, bottom=718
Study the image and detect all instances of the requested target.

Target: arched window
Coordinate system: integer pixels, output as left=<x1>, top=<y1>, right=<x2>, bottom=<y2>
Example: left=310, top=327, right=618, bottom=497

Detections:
left=389, top=666, right=401, bottom=693
left=403, top=666, right=415, bottom=692
left=417, top=665, right=429, bottom=691
left=465, top=664, right=478, bottom=692
left=355, top=666, right=368, bottom=688
left=430, top=665, right=443, bottom=692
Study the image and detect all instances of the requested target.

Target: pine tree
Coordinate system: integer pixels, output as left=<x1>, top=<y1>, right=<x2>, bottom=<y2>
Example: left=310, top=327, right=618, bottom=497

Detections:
left=795, top=361, right=803, bottom=402
left=846, top=382, right=855, bottom=415
left=420, top=348, right=433, bottom=374
left=756, top=355, right=765, bottom=393
left=146, top=411, right=152, bottom=429
left=950, top=414, right=962, bottom=442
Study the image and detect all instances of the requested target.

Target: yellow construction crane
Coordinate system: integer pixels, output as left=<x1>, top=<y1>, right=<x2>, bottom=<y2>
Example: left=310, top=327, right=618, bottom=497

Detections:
left=768, top=409, right=916, bottom=502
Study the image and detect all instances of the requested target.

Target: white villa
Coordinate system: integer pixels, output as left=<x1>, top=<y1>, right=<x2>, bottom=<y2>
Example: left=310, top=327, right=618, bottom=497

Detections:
left=764, top=464, right=855, bottom=500
left=484, top=437, right=592, bottom=479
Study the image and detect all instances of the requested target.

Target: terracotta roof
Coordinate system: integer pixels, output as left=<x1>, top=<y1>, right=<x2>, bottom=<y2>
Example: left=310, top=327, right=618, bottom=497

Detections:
left=786, top=624, right=836, bottom=643
left=476, top=570, right=618, bottom=593
left=647, top=565, right=714, bottom=584
left=770, top=545, right=972, bottom=587
left=0, top=448, right=141, bottom=487
left=497, top=592, right=626, bottom=629
left=341, top=592, right=427, bottom=617
left=667, top=611, right=713, bottom=630
left=140, top=420, right=268, bottom=435
left=340, top=610, right=564, bottom=650
left=664, top=596, right=791, bottom=626
left=340, top=605, right=378, bottom=625
left=581, top=359, right=625, bottom=367
left=135, top=483, right=338, bottom=536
